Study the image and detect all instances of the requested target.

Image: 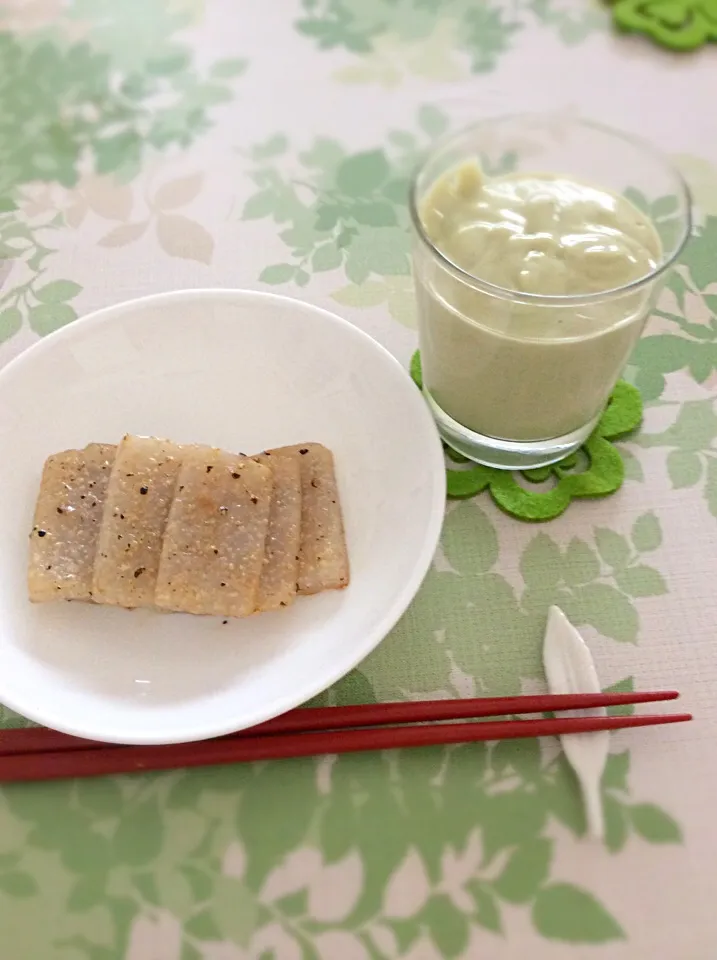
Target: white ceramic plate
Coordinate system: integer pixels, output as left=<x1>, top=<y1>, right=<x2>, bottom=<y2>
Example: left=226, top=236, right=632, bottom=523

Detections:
left=0, top=290, right=445, bottom=744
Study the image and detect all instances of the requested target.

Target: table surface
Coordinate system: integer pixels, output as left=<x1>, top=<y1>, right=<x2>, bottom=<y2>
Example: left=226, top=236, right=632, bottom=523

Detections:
left=1, top=2, right=716, bottom=958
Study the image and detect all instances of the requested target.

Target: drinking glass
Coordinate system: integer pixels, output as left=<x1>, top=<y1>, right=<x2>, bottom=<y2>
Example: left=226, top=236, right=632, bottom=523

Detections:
left=410, top=115, right=692, bottom=469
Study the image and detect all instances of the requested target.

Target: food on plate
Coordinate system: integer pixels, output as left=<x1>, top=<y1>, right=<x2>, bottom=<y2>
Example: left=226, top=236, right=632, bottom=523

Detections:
left=155, top=447, right=273, bottom=617
left=28, top=443, right=116, bottom=602
left=291, top=443, right=350, bottom=595
left=255, top=449, right=302, bottom=612
left=28, top=436, right=349, bottom=618
left=93, top=436, right=183, bottom=608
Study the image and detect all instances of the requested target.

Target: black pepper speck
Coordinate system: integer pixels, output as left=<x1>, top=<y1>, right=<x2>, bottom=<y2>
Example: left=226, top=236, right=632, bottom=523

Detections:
left=37, top=529, right=47, bottom=537
left=299, top=448, right=308, bottom=455
left=134, top=567, right=145, bottom=578
left=139, top=485, right=148, bottom=495
left=250, top=496, right=258, bottom=504
left=56, top=507, right=64, bottom=514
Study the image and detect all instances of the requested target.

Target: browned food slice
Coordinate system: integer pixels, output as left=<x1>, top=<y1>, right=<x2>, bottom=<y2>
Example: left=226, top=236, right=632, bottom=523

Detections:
left=287, top=443, right=349, bottom=595
left=28, top=443, right=116, bottom=602
left=155, top=447, right=273, bottom=617
left=255, top=449, right=302, bottom=612
left=93, top=436, right=183, bottom=608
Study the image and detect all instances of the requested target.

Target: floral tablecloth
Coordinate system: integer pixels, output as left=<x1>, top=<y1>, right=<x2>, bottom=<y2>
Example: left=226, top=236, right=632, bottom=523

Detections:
left=1, top=2, right=716, bottom=958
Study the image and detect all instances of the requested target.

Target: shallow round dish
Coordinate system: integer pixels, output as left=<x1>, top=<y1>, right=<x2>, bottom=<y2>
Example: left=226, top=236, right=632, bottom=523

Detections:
left=0, top=289, right=445, bottom=744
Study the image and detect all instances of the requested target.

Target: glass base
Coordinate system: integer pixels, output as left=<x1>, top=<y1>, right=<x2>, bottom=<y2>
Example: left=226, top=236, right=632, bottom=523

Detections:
left=424, top=390, right=600, bottom=470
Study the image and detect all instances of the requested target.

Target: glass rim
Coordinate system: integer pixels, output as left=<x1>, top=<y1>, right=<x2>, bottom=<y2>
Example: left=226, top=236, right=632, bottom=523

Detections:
left=408, top=113, right=693, bottom=308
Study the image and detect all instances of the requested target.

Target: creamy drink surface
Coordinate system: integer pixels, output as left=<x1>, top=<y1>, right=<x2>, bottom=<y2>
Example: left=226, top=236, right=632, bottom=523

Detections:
left=414, top=162, right=661, bottom=442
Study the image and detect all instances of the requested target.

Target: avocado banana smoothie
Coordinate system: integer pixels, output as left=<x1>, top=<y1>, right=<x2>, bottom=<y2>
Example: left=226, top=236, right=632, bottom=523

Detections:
left=409, top=118, right=690, bottom=468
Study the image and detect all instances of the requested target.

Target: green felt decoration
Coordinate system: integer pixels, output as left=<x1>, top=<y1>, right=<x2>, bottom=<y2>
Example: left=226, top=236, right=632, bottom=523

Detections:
left=609, top=0, right=717, bottom=50
left=410, top=351, right=643, bottom=522
left=409, top=349, right=424, bottom=389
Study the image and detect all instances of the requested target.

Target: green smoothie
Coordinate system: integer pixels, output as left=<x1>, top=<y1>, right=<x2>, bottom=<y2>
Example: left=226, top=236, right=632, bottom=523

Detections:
left=414, top=161, right=661, bottom=442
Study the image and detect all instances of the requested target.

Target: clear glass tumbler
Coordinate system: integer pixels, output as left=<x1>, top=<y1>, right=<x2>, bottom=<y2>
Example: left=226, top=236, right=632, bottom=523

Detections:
left=409, top=114, right=692, bottom=469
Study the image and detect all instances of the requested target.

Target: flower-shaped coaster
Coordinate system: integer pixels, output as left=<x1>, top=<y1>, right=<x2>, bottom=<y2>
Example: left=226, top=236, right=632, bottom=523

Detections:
left=410, top=351, right=643, bottom=522
left=609, top=0, right=717, bottom=50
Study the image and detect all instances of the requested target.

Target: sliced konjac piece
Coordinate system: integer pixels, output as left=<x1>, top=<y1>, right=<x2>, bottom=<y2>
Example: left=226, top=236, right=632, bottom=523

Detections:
left=255, top=449, right=302, bottom=612
left=288, top=443, right=349, bottom=595
left=28, top=443, right=116, bottom=602
left=155, top=447, right=273, bottom=617
left=93, top=436, right=183, bottom=608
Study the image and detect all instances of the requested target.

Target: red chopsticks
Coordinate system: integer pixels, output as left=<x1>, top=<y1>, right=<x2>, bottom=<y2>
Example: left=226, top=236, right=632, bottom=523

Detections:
left=0, top=690, right=690, bottom=782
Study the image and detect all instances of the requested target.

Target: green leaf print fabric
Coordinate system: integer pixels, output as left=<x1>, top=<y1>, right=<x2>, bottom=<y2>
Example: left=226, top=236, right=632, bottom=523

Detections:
left=0, top=2, right=714, bottom=958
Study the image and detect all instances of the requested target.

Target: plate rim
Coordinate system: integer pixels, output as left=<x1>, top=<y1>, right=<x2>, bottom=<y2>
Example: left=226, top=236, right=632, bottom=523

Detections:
left=0, top=288, right=446, bottom=743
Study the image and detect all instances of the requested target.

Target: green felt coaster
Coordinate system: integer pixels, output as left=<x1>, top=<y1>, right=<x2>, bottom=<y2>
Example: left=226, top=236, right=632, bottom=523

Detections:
left=410, top=351, right=643, bottom=522
left=609, top=0, right=717, bottom=50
